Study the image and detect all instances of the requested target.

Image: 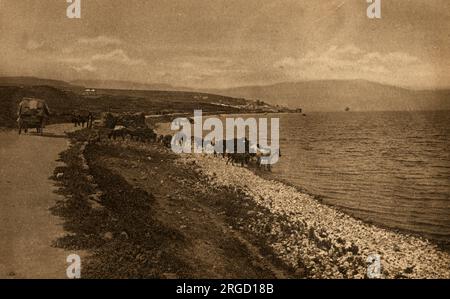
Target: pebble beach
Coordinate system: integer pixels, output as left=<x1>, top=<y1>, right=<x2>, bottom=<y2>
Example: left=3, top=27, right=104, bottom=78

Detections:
left=177, top=153, right=450, bottom=279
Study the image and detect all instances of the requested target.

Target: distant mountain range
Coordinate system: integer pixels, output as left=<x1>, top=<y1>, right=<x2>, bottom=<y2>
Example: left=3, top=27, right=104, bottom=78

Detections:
left=1, top=76, right=449, bottom=112
left=207, top=80, right=450, bottom=112
left=0, top=76, right=78, bottom=88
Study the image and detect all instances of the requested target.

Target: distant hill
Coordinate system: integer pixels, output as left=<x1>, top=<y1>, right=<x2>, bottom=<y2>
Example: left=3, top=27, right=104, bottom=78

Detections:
left=71, top=80, right=189, bottom=92
left=0, top=77, right=192, bottom=93
left=0, top=85, right=251, bottom=127
left=208, top=80, right=450, bottom=112
left=0, top=76, right=79, bottom=89
left=4, top=77, right=447, bottom=113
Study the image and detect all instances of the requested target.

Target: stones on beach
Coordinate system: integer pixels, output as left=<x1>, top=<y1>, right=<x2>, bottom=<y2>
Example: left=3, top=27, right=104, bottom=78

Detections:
left=176, top=152, right=450, bottom=279
left=347, top=244, right=359, bottom=255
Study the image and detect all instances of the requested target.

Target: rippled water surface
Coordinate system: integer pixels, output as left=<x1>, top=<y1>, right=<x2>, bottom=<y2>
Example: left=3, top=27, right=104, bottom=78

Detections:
left=156, top=111, right=450, bottom=243
left=272, top=111, right=450, bottom=243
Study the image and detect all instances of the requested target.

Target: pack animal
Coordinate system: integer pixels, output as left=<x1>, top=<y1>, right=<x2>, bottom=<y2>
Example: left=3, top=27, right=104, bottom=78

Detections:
left=108, top=126, right=129, bottom=140
left=72, top=110, right=94, bottom=128
left=127, top=127, right=157, bottom=143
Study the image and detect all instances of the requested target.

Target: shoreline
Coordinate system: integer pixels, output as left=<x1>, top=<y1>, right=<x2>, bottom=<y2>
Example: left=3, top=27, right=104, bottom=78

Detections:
left=153, top=114, right=449, bottom=251
left=256, top=170, right=450, bottom=252
left=47, top=127, right=450, bottom=278
left=150, top=120, right=450, bottom=278
left=182, top=153, right=450, bottom=278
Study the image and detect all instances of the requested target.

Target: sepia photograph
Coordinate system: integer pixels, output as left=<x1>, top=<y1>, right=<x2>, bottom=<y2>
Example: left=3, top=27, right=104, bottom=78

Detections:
left=0, top=0, right=449, bottom=285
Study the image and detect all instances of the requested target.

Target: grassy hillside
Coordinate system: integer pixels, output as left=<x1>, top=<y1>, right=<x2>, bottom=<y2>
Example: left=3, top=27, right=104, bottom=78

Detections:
left=0, top=85, right=81, bottom=127
left=0, top=85, right=249, bottom=128
left=0, top=76, right=81, bottom=89
left=71, top=80, right=182, bottom=92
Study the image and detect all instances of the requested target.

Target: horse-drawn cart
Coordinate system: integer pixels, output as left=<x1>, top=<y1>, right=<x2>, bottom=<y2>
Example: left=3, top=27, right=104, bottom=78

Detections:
left=17, top=98, right=50, bottom=135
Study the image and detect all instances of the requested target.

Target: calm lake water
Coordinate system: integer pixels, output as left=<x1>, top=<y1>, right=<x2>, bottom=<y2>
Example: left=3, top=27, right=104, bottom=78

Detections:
left=271, top=111, right=450, bottom=243
left=156, top=111, right=450, bottom=243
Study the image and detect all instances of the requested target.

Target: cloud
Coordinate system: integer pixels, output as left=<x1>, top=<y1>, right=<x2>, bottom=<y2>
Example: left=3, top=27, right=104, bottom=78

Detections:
left=153, top=55, right=249, bottom=87
left=275, top=45, right=431, bottom=84
left=91, top=49, right=145, bottom=66
left=60, top=36, right=122, bottom=55
left=72, top=64, right=97, bottom=73
left=77, top=36, right=122, bottom=47
left=59, top=49, right=146, bottom=74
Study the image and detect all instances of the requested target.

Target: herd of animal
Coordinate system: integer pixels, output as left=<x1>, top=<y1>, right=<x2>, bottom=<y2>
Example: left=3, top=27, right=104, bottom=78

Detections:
left=74, top=111, right=279, bottom=171
left=106, top=126, right=278, bottom=171
left=182, top=137, right=280, bottom=171
left=108, top=125, right=159, bottom=143
left=217, top=139, right=280, bottom=171
left=71, top=110, right=94, bottom=128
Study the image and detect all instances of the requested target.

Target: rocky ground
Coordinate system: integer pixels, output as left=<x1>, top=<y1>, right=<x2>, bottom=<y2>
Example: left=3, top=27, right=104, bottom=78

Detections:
left=51, top=130, right=291, bottom=278
left=53, top=129, right=450, bottom=279
left=188, top=154, right=450, bottom=279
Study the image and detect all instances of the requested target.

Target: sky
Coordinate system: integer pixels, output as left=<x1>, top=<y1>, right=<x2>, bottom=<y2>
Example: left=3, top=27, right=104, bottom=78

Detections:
left=0, top=0, right=449, bottom=89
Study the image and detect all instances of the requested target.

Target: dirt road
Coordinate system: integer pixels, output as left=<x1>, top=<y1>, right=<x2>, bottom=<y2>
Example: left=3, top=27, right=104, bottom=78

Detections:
left=0, top=124, right=289, bottom=279
left=0, top=124, right=78, bottom=278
